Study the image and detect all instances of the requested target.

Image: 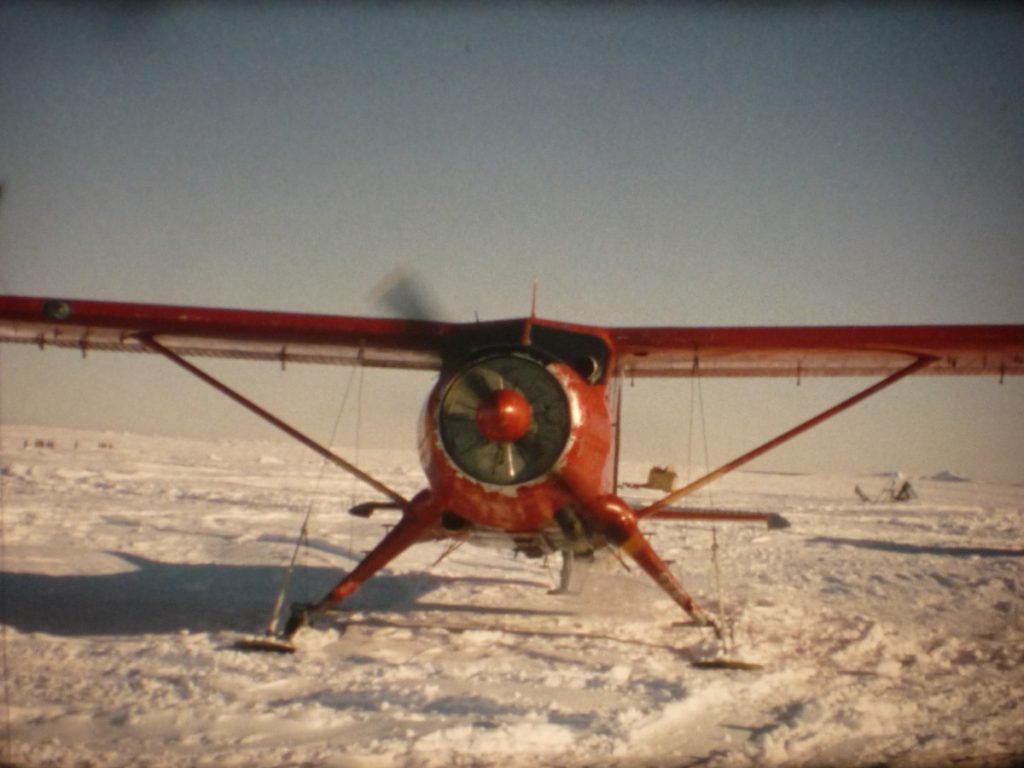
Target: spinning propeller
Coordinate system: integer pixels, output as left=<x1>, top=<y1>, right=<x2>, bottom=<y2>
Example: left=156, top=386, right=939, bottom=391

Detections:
left=439, top=355, right=570, bottom=485
left=373, top=269, right=571, bottom=485
left=372, top=268, right=447, bottom=322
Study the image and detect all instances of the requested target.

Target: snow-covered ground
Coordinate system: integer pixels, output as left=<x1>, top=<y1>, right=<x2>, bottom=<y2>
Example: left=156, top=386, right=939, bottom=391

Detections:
left=1, top=425, right=1022, bottom=768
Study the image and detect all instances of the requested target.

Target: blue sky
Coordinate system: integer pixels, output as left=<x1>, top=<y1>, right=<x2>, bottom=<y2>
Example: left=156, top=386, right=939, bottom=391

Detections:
left=1, top=3, right=1022, bottom=482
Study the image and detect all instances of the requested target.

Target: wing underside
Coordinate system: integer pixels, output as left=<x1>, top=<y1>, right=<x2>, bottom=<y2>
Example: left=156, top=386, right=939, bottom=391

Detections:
left=0, top=296, right=1022, bottom=378
left=0, top=296, right=448, bottom=370
left=610, top=325, right=1024, bottom=378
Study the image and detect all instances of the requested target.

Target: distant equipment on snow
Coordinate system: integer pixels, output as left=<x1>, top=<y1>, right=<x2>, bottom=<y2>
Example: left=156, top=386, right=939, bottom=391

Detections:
left=622, top=466, right=678, bottom=492
left=855, top=475, right=917, bottom=503
left=645, top=466, right=678, bottom=492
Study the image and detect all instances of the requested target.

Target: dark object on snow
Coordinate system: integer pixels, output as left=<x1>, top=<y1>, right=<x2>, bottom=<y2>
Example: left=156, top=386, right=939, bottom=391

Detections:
left=855, top=477, right=917, bottom=503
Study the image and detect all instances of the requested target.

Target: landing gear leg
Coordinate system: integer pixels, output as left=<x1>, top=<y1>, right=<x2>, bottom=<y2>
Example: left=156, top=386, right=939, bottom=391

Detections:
left=548, top=551, right=575, bottom=594
left=584, top=494, right=721, bottom=638
left=283, top=491, right=441, bottom=638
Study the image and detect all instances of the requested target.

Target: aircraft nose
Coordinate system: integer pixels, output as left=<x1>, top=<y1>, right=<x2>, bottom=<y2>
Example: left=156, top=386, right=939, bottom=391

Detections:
left=475, top=388, right=532, bottom=443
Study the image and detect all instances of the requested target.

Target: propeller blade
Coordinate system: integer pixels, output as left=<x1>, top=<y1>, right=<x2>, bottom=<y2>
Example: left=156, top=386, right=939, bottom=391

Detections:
left=443, top=368, right=496, bottom=414
left=466, top=366, right=499, bottom=404
left=372, top=268, right=446, bottom=322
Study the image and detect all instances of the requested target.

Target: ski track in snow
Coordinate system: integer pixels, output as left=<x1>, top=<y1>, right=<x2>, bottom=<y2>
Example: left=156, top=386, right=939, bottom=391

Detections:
left=1, top=425, right=1023, bottom=767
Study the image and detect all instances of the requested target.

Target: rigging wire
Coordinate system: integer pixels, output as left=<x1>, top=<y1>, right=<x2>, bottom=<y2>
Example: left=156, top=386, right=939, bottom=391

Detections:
left=262, top=360, right=363, bottom=636
left=686, top=370, right=696, bottom=486
left=688, top=370, right=736, bottom=651
left=693, top=371, right=714, bottom=508
left=348, top=363, right=366, bottom=554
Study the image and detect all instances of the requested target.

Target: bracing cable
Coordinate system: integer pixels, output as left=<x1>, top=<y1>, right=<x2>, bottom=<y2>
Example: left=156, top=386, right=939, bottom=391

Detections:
left=689, top=372, right=735, bottom=650
left=263, top=360, right=363, bottom=636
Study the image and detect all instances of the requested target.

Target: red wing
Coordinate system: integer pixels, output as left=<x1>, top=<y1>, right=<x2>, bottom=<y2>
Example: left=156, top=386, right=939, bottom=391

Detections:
left=3, top=295, right=1022, bottom=378
left=0, top=296, right=451, bottom=370
left=610, top=325, right=1024, bottom=378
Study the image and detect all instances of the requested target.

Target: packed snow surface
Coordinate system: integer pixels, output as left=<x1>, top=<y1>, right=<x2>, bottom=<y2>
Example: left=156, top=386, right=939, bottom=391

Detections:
left=1, top=426, right=1022, bottom=767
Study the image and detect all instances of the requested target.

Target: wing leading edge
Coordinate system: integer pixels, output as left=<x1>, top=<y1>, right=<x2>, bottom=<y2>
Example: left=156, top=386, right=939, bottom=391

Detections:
left=0, top=295, right=1022, bottom=378
left=0, top=296, right=451, bottom=370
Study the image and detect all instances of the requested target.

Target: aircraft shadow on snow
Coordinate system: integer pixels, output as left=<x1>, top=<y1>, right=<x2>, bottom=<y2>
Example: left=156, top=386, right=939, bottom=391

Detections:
left=807, top=536, right=1024, bottom=559
left=0, top=552, right=563, bottom=637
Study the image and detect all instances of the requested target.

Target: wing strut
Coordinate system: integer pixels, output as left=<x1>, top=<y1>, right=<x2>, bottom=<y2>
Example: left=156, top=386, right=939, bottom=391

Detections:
left=638, top=355, right=936, bottom=519
left=139, top=335, right=407, bottom=505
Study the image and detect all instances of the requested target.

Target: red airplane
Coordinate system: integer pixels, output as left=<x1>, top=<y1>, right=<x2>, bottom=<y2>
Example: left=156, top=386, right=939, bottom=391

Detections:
left=1, top=294, right=1022, bottom=647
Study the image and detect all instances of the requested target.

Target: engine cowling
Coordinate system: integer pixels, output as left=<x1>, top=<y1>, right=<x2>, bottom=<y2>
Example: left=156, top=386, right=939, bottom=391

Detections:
left=414, top=316, right=620, bottom=532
